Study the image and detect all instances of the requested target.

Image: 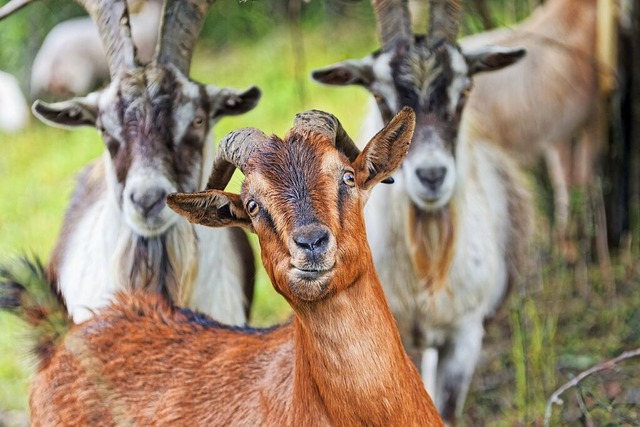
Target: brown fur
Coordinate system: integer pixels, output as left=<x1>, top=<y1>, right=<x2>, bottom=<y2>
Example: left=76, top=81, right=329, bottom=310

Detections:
left=462, top=0, right=600, bottom=185
left=406, top=204, right=457, bottom=293
left=17, top=109, right=443, bottom=426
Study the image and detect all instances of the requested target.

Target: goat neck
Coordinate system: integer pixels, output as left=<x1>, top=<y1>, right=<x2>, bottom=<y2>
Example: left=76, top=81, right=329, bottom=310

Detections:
left=292, top=259, right=437, bottom=425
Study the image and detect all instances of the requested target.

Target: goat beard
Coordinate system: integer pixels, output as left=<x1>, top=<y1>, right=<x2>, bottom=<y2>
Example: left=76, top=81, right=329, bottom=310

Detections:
left=113, top=219, right=199, bottom=306
left=405, top=203, right=457, bottom=294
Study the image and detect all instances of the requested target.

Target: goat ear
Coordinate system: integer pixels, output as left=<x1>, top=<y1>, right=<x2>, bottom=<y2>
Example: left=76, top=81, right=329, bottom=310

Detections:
left=353, top=107, right=415, bottom=192
left=311, top=58, right=374, bottom=87
left=463, top=45, right=526, bottom=75
left=32, top=96, right=99, bottom=128
left=167, top=190, right=253, bottom=231
left=209, top=86, right=261, bottom=119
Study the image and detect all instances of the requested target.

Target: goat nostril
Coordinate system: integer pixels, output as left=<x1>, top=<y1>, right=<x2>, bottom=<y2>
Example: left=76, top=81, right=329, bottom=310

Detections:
left=294, top=229, right=330, bottom=252
left=131, top=188, right=168, bottom=217
left=415, top=167, right=447, bottom=190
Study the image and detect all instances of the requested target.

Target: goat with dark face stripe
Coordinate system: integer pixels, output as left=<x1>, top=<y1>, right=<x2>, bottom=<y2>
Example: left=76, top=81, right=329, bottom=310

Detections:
left=0, top=109, right=444, bottom=426
left=0, top=0, right=260, bottom=323
left=313, top=0, right=534, bottom=423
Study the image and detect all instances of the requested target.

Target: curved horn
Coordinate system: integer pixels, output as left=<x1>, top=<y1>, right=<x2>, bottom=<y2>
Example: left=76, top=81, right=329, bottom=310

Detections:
left=293, top=110, right=360, bottom=162
left=371, top=0, right=413, bottom=51
left=78, top=0, right=137, bottom=76
left=0, top=0, right=33, bottom=20
left=206, top=128, right=272, bottom=190
left=155, top=0, right=216, bottom=75
left=428, top=0, right=462, bottom=42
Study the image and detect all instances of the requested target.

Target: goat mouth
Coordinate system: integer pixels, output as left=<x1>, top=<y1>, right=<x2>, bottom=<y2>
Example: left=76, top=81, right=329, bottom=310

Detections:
left=127, top=214, right=178, bottom=238
left=290, top=266, right=335, bottom=281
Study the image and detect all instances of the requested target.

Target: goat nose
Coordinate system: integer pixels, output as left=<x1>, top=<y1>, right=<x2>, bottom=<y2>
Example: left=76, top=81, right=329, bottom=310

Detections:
left=293, top=226, right=330, bottom=253
left=415, top=167, right=447, bottom=190
left=130, top=187, right=167, bottom=217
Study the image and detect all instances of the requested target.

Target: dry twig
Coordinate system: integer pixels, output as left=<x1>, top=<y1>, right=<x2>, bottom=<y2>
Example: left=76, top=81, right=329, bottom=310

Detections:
left=544, top=347, right=640, bottom=426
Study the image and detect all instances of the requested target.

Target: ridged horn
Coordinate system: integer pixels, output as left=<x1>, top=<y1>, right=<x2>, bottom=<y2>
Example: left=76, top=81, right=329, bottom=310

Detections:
left=206, top=128, right=272, bottom=190
left=155, top=0, right=216, bottom=75
left=0, top=0, right=33, bottom=19
left=371, top=0, right=413, bottom=51
left=428, top=0, right=462, bottom=42
left=292, top=110, right=360, bottom=162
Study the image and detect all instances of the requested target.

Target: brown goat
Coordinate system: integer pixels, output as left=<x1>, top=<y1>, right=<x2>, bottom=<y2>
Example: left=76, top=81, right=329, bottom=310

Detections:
left=460, top=0, right=601, bottom=243
left=1, top=108, right=444, bottom=426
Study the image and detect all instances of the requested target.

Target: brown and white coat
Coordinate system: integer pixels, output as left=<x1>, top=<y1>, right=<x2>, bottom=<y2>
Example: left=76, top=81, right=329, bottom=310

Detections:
left=0, top=0, right=260, bottom=323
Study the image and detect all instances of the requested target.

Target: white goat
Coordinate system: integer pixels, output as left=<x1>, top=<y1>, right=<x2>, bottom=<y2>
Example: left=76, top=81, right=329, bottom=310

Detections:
left=460, top=0, right=600, bottom=243
left=2, top=0, right=260, bottom=324
left=30, top=0, right=161, bottom=97
left=0, top=70, right=29, bottom=132
left=313, top=0, right=534, bottom=423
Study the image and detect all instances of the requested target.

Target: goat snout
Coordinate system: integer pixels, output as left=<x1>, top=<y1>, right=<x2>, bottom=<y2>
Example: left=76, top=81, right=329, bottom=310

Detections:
left=130, top=187, right=168, bottom=218
left=289, top=224, right=337, bottom=275
left=293, top=226, right=330, bottom=254
left=416, top=167, right=447, bottom=191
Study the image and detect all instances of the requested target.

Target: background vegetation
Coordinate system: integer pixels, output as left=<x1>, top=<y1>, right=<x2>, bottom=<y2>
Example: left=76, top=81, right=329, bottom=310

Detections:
left=1, top=0, right=639, bottom=425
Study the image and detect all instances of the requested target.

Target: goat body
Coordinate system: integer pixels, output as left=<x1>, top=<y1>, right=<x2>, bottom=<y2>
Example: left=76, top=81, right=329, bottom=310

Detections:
left=46, top=156, right=254, bottom=325
left=460, top=0, right=599, bottom=233
left=3, top=0, right=262, bottom=324
left=2, top=109, right=443, bottom=426
left=364, top=115, right=532, bottom=418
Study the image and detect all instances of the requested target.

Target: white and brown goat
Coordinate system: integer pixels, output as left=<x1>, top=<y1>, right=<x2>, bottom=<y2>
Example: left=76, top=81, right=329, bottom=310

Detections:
left=0, top=0, right=261, bottom=324
left=312, top=0, right=534, bottom=422
left=0, top=108, right=445, bottom=426
left=460, top=0, right=601, bottom=243
left=29, top=0, right=162, bottom=97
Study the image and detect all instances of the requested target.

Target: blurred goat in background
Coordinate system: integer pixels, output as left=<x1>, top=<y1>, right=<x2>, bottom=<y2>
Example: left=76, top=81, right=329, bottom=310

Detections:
left=30, top=0, right=162, bottom=98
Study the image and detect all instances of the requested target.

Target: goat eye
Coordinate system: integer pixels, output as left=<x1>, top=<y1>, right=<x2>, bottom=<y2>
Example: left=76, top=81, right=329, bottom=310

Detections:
left=342, top=171, right=356, bottom=187
left=192, top=115, right=205, bottom=129
left=246, top=200, right=259, bottom=216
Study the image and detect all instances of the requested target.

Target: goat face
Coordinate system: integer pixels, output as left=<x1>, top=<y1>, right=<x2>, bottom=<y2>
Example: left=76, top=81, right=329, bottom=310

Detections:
left=313, top=38, right=525, bottom=211
left=33, top=65, right=260, bottom=237
left=168, top=108, right=415, bottom=307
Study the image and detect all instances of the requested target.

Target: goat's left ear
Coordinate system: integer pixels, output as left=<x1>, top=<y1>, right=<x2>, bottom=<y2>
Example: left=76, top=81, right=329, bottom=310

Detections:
left=463, top=46, right=526, bottom=75
left=208, top=86, right=262, bottom=119
left=353, top=107, right=415, bottom=192
left=167, top=190, right=253, bottom=231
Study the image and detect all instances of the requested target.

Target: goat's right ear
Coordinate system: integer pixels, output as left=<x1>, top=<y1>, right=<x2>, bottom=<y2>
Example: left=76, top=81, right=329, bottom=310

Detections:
left=167, top=190, right=253, bottom=231
left=353, top=107, right=415, bottom=192
left=311, top=58, right=374, bottom=87
left=32, top=97, right=99, bottom=128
